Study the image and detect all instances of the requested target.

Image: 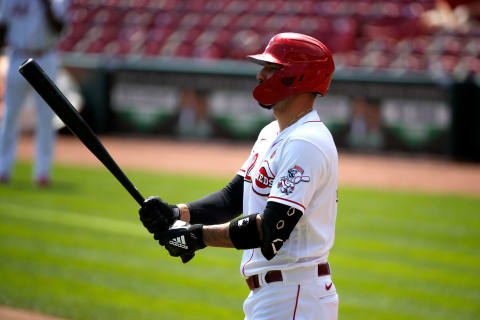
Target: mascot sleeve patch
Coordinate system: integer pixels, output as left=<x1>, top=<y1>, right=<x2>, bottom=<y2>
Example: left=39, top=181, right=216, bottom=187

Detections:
left=269, top=139, right=327, bottom=212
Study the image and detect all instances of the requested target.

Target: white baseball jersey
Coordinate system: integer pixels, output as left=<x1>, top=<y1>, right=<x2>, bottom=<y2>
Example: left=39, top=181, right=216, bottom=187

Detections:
left=0, top=0, right=68, bottom=51
left=237, top=109, right=338, bottom=277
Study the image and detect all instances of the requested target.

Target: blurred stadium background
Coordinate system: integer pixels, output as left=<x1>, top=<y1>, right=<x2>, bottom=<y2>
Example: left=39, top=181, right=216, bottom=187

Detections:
left=2, top=0, right=479, bottom=159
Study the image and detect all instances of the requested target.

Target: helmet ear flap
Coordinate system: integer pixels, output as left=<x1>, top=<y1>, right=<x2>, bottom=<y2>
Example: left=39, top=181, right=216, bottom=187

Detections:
left=281, top=74, right=305, bottom=87
left=281, top=77, right=296, bottom=86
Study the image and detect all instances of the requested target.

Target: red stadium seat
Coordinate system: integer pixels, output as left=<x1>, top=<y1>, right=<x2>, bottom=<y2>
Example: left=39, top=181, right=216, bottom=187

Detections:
left=146, top=0, right=177, bottom=12
left=70, top=8, right=92, bottom=24
left=182, top=0, right=208, bottom=12
left=263, top=15, right=287, bottom=32
left=334, top=51, right=362, bottom=68
left=85, top=39, right=111, bottom=54
left=98, top=25, right=118, bottom=42
left=115, top=40, right=133, bottom=56
left=58, top=38, right=78, bottom=52
left=253, top=0, right=279, bottom=14
left=235, top=14, right=268, bottom=32
left=204, top=0, right=229, bottom=13
left=359, top=50, right=393, bottom=69
left=61, top=0, right=474, bottom=75
left=224, top=0, right=250, bottom=14
left=209, top=13, right=238, bottom=30
left=225, top=30, right=263, bottom=60
left=192, top=43, right=224, bottom=59
left=324, top=17, right=358, bottom=53
left=132, top=0, right=152, bottom=10
left=184, top=28, right=204, bottom=43
left=142, top=28, right=170, bottom=56
left=175, top=43, right=194, bottom=57
left=66, top=22, right=91, bottom=41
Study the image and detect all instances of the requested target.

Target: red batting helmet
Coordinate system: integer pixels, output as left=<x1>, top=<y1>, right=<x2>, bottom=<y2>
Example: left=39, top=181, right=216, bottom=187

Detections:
left=247, top=33, right=335, bottom=107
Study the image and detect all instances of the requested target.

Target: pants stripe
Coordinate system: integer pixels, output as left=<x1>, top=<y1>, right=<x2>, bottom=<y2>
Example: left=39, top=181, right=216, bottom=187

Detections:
left=292, top=285, right=301, bottom=320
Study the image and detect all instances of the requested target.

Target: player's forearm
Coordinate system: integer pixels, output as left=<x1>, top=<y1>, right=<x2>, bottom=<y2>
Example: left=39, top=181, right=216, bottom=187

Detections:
left=203, top=223, right=234, bottom=248
left=175, top=201, right=233, bottom=247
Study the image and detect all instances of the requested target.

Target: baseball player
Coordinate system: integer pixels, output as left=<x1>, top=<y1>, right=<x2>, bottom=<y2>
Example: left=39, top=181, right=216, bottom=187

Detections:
left=139, top=33, right=339, bottom=319
left=0, top=0, right=69, bottom=186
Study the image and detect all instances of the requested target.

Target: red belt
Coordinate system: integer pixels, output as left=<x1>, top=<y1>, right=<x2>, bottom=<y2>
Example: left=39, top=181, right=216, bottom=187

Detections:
left=246, top=263, right=330, bottom=290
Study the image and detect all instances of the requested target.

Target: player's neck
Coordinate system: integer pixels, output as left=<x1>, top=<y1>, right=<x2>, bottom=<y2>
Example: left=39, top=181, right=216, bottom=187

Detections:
left=274, top=93, right=316, bottom=131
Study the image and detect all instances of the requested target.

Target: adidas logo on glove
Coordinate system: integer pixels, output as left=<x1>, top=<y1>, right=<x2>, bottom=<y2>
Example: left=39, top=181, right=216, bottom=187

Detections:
left=169, top=236, right=188, bottom=249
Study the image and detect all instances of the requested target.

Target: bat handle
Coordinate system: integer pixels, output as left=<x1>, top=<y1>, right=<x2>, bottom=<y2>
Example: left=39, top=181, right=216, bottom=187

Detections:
left=130, top=187, right=145, bottom=206
left=181, top=253, right=195, bottom=264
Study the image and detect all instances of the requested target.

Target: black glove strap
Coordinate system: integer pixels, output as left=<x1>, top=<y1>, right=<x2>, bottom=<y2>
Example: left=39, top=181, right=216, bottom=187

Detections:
left=169, top=205, right=181, bottom=221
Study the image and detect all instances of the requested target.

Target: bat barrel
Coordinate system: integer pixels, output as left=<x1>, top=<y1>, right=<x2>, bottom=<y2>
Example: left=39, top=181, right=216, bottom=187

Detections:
left=19, top=59, right=145, bottom=206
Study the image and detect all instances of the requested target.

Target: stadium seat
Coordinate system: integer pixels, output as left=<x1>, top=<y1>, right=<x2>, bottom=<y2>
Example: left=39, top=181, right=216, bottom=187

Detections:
left=224, top=0, right=249, bottom=14
left=58, top=38, right=78, bottom=52
left=209, top=13, right=238, bottom=29
left=253, top=0, right=279, bottom=14
left=59, top=0, right=477, bottom=76
left=175, top=43, right=193, bottom=57
left=85, top=39, right=110, bottom=54
left=192, top=43, right=224, bottom=59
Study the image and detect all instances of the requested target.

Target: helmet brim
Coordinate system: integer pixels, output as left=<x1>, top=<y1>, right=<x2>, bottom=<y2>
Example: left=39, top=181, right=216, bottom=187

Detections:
left=247, top=53, right=283, bottom=67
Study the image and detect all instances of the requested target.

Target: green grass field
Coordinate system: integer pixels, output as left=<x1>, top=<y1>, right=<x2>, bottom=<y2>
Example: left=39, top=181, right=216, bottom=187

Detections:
left=1, top=161, right=479, bottom=320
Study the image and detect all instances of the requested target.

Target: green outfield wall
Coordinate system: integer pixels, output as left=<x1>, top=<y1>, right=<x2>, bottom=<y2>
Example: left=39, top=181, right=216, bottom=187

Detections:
left=60, top=54, right=480, bottom=161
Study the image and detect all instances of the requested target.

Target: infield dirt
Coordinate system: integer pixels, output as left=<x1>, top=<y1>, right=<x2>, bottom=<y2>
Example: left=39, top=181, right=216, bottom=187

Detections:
left=15, top=134, right=480, bottom=196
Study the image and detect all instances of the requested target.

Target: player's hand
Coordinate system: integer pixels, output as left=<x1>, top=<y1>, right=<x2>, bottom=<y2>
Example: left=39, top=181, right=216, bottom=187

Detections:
left=154, top=221, right=206, bottom=263
left=139, top=196, right=180, bottom=234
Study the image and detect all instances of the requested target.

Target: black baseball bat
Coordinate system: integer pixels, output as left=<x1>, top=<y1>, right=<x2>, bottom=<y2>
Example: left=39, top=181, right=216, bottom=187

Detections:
left=18, top=58, right=194, bottom=263
left=18, top=58, right=145, bottom=205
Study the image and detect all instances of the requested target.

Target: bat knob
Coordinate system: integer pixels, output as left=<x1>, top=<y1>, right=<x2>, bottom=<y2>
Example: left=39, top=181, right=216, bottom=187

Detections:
left=181, top=253, right=195, bottom=264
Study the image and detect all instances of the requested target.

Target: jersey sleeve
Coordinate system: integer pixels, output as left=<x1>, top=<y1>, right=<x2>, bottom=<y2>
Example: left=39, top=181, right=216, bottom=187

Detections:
left=268, top=139, right=328, bottom=213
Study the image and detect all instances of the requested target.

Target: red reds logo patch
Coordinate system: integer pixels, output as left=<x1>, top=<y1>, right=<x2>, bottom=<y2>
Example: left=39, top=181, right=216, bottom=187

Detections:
left=278, top=165, right=310, bottom=195
left=255, top=167, right=274, bottom=189
left=252, top=161, right=275, bottom=196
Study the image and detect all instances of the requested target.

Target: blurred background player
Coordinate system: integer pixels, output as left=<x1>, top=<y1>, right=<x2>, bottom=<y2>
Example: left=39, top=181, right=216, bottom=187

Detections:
left=139, top=33, right=339, bottom=320
left=0, top=0, right=69, bottom=186
left=346, top=96, right=384, bottom=151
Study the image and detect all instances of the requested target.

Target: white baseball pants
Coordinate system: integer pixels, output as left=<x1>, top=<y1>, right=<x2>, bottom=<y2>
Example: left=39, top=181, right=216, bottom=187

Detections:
left=243, top=272, right=338, bottom=320
left=0, top=50, right=58, bottom=180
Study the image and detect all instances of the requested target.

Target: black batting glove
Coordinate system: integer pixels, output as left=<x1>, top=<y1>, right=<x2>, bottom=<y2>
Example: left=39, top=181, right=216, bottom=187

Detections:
left=139, top=196, right=180, bottom=234
left=154, top=221, right=206, bottom=263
